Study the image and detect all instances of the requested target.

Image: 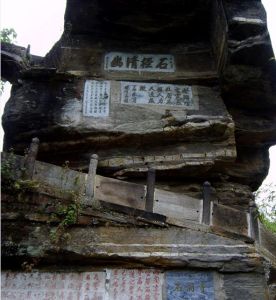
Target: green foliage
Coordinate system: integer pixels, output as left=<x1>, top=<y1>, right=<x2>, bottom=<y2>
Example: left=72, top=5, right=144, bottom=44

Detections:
left=255, top=181, right=276, bottom=222
left=49, top=162, right=82, bottom=244
left=13, top=179, right=40, bottom=194
left=49, top=198, right=80, bottom=245
left=255, top=180, right=276, bottom=233
left=56, top=201, right=79, bottom=226
left=1, top=150, right=39, bottom=195
left=0, top=28, right=17, bottom=95
left=0, top=28, right=17, bottom=43
left=1, top=150, right=16, bottom=193
left=259, top=213, right=276, bottom=234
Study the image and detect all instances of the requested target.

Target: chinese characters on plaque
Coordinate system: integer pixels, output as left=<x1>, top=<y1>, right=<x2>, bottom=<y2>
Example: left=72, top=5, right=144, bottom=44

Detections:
left=2, top=270, right=214, bottom=300
left=83, top=80, right=110, bottom=117
left=166, top=271, right=215, bottom=300
left=83, top=51, right=195, bottom=117
left=83, top=80, right=195, bottom=117
left=121, top=82, right=194, bottom=108
left=1, top=272, right=105, bottom=300
left=104, top=52, right=175, bottom=72
left=109, top=269, right=163, bottom=300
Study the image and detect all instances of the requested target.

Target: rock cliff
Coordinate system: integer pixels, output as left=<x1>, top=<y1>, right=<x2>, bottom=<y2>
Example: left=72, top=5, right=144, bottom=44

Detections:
left=1, top=0, right=276, bottom=299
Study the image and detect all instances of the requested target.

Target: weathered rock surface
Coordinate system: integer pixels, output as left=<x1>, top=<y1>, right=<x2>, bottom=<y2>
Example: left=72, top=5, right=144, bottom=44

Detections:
left=63, top=0, right=213, bottom=43
left=0, top=220, right=262, bottom=271
left=1, top=42, right=43, bottom=83
left=2, top=184, right=275, bottom=298
left=2, top=0, right=276, bottom=190
left=1, top=1, right=276, bottom=299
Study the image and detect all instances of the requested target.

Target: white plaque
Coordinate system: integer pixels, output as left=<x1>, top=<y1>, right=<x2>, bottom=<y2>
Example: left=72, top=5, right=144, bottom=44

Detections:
left=1, top=270, right=163, bottom=300
left=109, top=269, right=163, bottom=300
left=1, top=272, right=105, bottom=300
left=83, top=80, right=110, bottom=117
left=2, top=270, right=215, bottom=300
left=104, top=52, right=175, bottom=72
left=121, top=81, right=194, bottom=109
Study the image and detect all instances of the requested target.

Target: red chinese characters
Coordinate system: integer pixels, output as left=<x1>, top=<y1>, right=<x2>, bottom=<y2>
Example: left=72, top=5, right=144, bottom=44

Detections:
left=109, top=269, right=163, bottom=300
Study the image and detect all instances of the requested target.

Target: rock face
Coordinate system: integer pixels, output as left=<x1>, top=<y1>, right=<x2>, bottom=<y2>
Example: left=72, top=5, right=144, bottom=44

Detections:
left=1, top=0, right=276, bottom=299
left=2, top=1, right=276, bottom=192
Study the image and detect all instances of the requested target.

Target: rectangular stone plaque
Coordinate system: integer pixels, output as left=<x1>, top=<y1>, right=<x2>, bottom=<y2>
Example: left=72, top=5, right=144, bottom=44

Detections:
left=2, top=270, right=164, bottom=300
left=166, top=271, right=214, bottom=300
left=1, top=272, right=105, bottom=300
left=121, top=81, right=194, bottom=108
left=83, top=80, right=110, bottom=117
left=104, top=52, right=175, bottom=72
left=108, top=269, right=163, bottom=300
left=2, top=270, right=215, bottom=299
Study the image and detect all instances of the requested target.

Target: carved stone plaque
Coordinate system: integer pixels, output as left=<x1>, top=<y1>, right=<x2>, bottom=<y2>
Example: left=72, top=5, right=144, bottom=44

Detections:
left=121, top=81, right=194, bottom=108
left=2, top=270, right=217, bottom=299
left=83, top=80, right=110, bottom=117
left=166, top=271, right=214, bottom=300
left=1, top=272, right=105, bottom=300
left=104, top=52, right=175, bottom=72
left=1, top=270, right=163, bottom=300
left=108, top=269, right=163, bottom=300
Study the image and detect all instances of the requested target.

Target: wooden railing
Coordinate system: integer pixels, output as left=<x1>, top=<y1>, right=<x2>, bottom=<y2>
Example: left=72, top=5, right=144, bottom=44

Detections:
left=2, top=137, right=270, bottom=247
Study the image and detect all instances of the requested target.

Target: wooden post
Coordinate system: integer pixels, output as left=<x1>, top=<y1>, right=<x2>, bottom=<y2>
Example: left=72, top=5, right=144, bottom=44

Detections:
left=24, top=137, right=39, bottom=179
left=85, top=154, right=98, bottom=201
left=202, top=181, right=211, bottom=225
left=249, top=200, right=259, bottom=242
left=145, top=167, right=156, bottom=212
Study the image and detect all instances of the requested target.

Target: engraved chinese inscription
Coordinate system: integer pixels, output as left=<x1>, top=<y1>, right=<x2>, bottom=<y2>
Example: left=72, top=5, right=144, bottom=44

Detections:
left=1, top=272, right=105, bottom=300
left=2, top=270, right=216, bottom=299
left=121, top=82, right=194, bottom=109
left=83, top=80, right=110, bottom=117
left=2, top=270, right=163, bottom=300
left=109, top=269, right=163, bottom=300
left=166, top=271, right=214, bottom=300
left=105, top=52, right=175, bottom=72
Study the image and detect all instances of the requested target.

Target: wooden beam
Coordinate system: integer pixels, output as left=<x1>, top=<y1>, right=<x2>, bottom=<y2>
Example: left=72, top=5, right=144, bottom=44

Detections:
left=154, top=189, right=201, bottom=222
left=95, top=175, right=146, bottom=210
left=202, top=181, right=211, bottom=225
left=100, top=201, right=167, bottom=226
left=145, top=168, right=156, bottom=212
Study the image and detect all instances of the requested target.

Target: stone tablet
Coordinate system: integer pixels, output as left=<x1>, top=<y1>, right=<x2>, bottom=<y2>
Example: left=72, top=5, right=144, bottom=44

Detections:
left=1, top=272, right=105, bottom=300
left=121, top=81, right=194, bottom=108
left=108, top=269, right=163, bottom=300
left=2, top=270, right=218, bottom=299
left=166, top=271, right=214, bottom=300
left=104, top=52, right=175, bottom=72
left=2, top=270, right=164, bottom=300
left=83, top=80, right=110, bottom=117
